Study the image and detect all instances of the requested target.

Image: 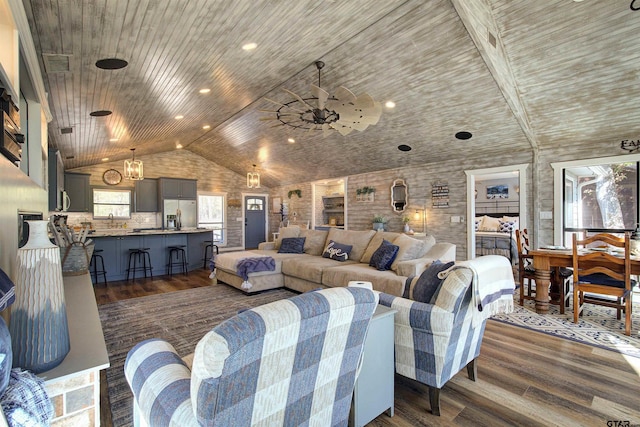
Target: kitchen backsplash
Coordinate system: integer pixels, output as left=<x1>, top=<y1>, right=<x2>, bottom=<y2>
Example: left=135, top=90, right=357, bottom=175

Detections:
left=49, top=212, right=162, bottom=232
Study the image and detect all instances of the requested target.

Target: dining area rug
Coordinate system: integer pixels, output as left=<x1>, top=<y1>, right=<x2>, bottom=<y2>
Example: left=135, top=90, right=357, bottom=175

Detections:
left=491, top=291, right=640, bottom=359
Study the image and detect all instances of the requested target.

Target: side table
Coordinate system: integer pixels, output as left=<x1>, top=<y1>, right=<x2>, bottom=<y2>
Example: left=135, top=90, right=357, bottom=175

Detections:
left=350, top=304, right=396, bottom=426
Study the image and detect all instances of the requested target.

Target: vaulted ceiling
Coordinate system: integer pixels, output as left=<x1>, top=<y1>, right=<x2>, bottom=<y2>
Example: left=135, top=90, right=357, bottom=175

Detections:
left=22, top=0, right=640, bottom=187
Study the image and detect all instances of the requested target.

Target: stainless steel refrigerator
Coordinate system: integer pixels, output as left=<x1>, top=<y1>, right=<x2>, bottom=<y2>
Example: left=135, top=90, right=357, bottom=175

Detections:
left=163, top=199, right=197, bottom=229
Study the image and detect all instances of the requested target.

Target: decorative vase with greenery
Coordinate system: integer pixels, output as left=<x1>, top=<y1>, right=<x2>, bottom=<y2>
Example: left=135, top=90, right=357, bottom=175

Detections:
left=402, top=215, right=411, bottom=232
left=372, top=214, right=387, bottom=231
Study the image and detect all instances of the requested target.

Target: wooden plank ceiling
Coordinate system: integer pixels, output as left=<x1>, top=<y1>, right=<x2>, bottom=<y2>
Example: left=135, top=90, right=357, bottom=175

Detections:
left=22, top=0, right=640, bottom=187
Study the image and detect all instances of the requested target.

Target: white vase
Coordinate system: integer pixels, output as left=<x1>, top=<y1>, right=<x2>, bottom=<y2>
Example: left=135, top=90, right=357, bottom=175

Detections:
left=404, top=223, right=410, bottom=233
left=10, top=220, right=70, bottom=373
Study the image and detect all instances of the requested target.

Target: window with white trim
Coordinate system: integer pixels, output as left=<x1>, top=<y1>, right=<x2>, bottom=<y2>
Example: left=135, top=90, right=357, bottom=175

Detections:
left=93, top=188, right=132, bottom=218
left=198, top=193, right=226, bottom=244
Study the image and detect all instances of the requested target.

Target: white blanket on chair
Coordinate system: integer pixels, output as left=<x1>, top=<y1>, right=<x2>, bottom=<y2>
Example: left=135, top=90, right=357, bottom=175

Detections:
left=440, top=255, right=515, bottom=326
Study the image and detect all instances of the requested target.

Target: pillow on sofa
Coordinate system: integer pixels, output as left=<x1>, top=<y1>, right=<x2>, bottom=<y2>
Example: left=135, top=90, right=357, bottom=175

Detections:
left=369, top=240, right=400, bottom=271
left=322, top=240, right=353, bottom=262
left=410, top=260, right=455, bottom=303
left=360, top=231, right=401, bottom=264
left=275, top=226, right=300, bottom=250
left=326, top=229, right=375, bottom=263
left=299, top=229, right=329, bottom=256
left=278, top=237, right=306, bottom=254
left=390, top=234, right=427, bottom=272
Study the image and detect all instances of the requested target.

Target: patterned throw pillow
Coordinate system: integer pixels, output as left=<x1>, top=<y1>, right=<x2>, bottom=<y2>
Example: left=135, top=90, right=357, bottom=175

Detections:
left=410, top=260, right=455, bottom=303
left=278, top=237, right=306, bottom=254
left=369, top=240, right=400, bottom=271
left=475, top=216, right=484, bottom=232
left=322, top=240, right=353, bottom=262
left=499, top=220, right=517, bottom=233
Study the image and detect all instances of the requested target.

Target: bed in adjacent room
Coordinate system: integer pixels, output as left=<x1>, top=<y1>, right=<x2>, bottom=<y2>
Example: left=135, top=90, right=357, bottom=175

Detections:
left=474, top=214, right=518, bottom=264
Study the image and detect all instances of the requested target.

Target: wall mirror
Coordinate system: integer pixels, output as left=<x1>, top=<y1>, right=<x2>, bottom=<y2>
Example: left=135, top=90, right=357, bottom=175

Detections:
left=391, top=178, right=408, bottom=213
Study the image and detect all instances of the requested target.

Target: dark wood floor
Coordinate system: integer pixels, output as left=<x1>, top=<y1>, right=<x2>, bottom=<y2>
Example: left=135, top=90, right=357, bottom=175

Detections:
left=95, top=269, right=640, bottom=426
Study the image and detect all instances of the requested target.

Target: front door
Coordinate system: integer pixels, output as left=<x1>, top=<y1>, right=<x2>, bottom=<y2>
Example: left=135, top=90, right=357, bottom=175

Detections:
left=245, top=195, right=266, bottom=249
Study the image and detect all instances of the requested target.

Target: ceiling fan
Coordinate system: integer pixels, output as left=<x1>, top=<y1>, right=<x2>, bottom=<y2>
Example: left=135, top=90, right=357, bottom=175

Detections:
left=260, top=61, right=382, bottom=136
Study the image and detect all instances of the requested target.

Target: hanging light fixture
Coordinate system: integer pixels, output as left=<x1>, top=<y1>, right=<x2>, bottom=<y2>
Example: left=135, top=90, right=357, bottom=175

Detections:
left=247, top=164, right=260, bottom=188
left=124, top=148, right=143, bottom=180
left=260, top=61, right=382, bottom=136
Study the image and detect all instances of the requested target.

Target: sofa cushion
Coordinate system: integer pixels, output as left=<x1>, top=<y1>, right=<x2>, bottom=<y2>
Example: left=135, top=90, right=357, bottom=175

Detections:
left=322, top=240, right=353, bottom=262
left=275, top=226, right=300, bottom=250
left=299, top=229, right=329, bottom=256
left=322, top=263, right=408, bottom=296
left=282, top=256, right=356, bottom=283
left=369, top=240, right=399, bottom=271
left=278, top=237, right=305, bottom=254
left=408, top=260, right=455, bottom=303
left=327, top=228, right=376, bottom=263
left=360, top=231, right=402, bottom=263
left=390, top=234, right=428, bottom=272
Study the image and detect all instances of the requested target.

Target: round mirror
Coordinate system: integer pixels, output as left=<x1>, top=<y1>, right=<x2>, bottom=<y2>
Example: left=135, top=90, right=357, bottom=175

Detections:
left=391, top=179, right=408, bottom=213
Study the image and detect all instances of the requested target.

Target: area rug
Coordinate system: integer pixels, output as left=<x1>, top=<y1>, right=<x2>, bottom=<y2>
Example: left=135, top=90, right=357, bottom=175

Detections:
left=491, top=291, right=640, bottom=359
left=98, top=283, right=297, bottom=427
left=99, top=284, right=640, bottom=427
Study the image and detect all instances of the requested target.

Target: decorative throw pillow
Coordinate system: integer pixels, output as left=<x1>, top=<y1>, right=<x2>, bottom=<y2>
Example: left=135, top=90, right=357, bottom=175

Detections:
left=478, top=216, right=501, bottom=232
left=275, top=226, right=300, bottom=250
left=475, top=216, right=485, bottom=232
left=410, top=260, right=455, bottom=303
left=278, top=237, right=306, bottom=254
left=369, top=240, right=400, bottom=271
left=322, top=240, right=353, bottom=262
left=498, top=220, right=517, bottom=233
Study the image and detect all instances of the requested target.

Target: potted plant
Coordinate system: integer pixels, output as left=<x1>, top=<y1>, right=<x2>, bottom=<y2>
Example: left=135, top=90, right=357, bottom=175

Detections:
left=402, top=215, right=411, bottom=232
left=372, top=214, right=387, bottom=231
left=356, top=188, right=363, bottom=201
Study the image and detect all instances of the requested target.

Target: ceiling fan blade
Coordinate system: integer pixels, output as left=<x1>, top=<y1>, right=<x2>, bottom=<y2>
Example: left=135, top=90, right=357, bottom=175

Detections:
left=330, top=122, right=354, bottom=136
left=311, top=85, right=329, bottom=110
left=282, top=89, right=316, bottom=111
left=263, top=97, right=305, bottom=113
left=322, top=123, right=331, bottom=136
left=333, top=86, right=357, bottom=103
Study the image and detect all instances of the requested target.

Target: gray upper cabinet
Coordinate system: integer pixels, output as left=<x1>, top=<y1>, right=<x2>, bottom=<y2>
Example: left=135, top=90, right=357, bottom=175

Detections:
left=65, top=172, right=91, bottom=212
left=159, top=178, right=197, bottom=199
left=48, top=148, right=64, bottom=211
left=135, top=178, right=158, bottom=212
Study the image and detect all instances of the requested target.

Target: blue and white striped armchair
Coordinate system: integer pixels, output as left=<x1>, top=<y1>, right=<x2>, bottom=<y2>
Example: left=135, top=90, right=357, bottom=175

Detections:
left=378, top=255, right=515, bottom=416
left=124, top=287, right=378, bottom=426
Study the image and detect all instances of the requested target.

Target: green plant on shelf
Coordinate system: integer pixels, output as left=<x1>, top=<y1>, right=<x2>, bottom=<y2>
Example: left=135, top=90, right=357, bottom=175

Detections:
left=288, top=189, right=302, bottom=199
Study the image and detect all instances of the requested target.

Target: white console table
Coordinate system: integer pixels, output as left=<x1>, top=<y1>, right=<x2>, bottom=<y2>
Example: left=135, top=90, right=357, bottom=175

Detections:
left=350, top=304, right=396, bottom=427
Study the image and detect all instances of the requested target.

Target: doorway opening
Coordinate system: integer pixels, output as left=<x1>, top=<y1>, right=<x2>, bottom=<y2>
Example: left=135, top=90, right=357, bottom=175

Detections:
left=465, top=164, right=528, bottom=260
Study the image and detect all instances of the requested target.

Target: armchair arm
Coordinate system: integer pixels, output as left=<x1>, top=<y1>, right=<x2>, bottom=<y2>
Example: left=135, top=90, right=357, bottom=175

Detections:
left=125, top=339, right=198, bottom=426
left=378, top=293, right=455, bottom=335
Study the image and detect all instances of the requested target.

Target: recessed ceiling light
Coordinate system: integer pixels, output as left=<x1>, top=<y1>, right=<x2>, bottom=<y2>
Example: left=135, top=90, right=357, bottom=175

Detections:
left=176, top=143, right=183, bottom=149
left=95, top=58, right=128, bottom=70
left=199, top=88, right=211, bottom=94
left=288, top=138, right=295, bottom=143
left=455, top=131, right=473, bottom=140
left=175, top=115, right=184, bottom=120
left=90, top=110, right=112, bottom=117
left=385, top=101, right=396, bottom=108
left=202, top=125, right=211, bottom=130
left=242, top=42, right=257, bottom=51
left=101, top=157, right=109, bottom=161
left=109, top=138, right=118, bottom=142
left=398, top=144, right=412, bottom=152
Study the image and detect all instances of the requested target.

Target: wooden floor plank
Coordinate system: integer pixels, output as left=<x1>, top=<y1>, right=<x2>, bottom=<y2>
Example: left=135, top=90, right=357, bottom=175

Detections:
left=95, top=269, right=640, bottom=427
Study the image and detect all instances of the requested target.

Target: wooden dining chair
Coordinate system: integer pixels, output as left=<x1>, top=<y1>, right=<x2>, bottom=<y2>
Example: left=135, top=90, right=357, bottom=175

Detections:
left=516, top=228, right=572, bottom=313
left=572, top=232, right=634, bottom=336
left=516, top=229, right=536, bottom=306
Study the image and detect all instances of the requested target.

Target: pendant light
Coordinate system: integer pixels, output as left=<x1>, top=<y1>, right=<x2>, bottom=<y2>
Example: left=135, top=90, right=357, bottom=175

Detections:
left=124, top=148, right=143, bottom=180
left=247, top=164, right=260, bottom=188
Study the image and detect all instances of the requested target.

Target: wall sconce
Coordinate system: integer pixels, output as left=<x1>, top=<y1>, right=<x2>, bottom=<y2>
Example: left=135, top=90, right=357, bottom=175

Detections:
left=514, top=185, right=520, bottom=194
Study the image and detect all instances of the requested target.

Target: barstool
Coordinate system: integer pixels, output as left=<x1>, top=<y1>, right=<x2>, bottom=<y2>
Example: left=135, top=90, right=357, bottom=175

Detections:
left=90, top=249, right=107, bottom=284
left=127, top=248, right=153, bottom=280
left=202, top=240, right=219, bottom=269
left=168, top=245, right=188, bottom=276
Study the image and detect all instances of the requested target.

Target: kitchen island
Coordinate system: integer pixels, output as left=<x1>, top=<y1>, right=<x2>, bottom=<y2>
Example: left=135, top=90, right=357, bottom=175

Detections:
left=91, top=228, right=212, bottom=282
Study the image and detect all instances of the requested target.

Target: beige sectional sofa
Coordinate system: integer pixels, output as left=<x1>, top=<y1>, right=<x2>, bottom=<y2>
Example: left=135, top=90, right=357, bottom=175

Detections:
left=212, top=227, right=456, bottom=296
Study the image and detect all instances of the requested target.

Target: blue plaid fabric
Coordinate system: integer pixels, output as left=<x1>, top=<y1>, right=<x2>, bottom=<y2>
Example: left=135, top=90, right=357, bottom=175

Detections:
left=378, top=267, right=486, bottom=389
left=125, top=287, right=377, bottom=426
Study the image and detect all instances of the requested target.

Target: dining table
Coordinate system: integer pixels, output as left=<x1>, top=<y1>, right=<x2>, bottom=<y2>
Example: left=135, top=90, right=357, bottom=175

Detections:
left=528, top=246, right=640, bottom=314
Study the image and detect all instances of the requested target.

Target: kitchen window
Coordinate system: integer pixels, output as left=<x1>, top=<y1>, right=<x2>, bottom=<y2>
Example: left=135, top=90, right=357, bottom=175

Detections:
left=93, top=189, right=131, bottom=219
left=198, top=193, right=226, bottom=244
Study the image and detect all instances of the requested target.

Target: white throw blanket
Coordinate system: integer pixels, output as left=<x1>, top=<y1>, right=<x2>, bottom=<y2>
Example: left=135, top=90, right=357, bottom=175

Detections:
left=439, top=255, right=515, bottom=326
